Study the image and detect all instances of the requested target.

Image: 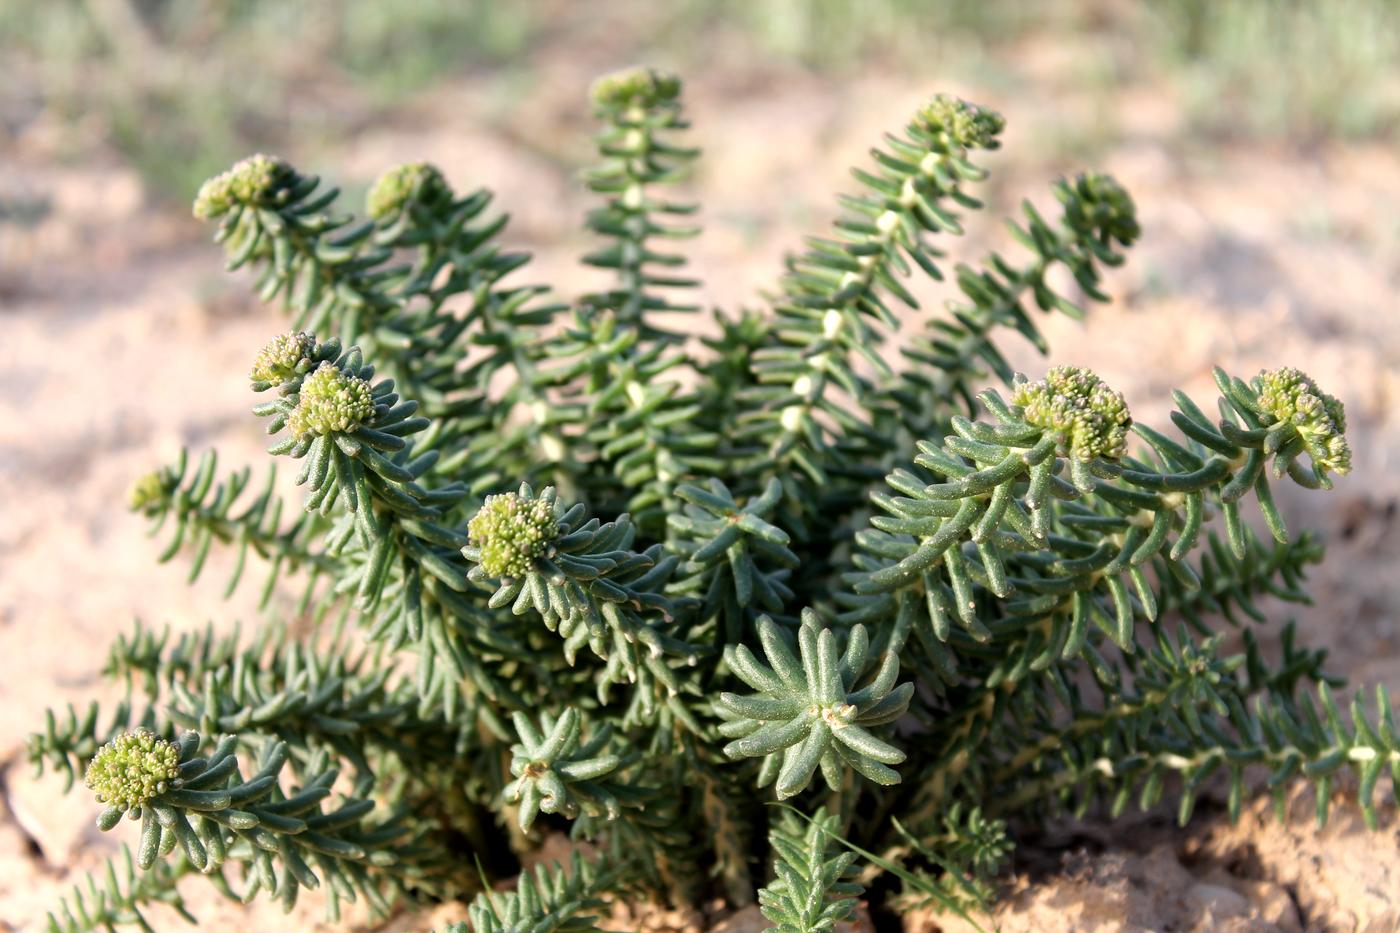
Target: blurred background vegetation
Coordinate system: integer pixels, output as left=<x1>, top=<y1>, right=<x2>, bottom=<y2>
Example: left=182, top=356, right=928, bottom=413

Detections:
left=4, top=0, right=1400, bottom=205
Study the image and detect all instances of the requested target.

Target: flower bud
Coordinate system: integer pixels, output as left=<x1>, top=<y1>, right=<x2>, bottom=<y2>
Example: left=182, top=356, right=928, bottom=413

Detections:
left=193, top=154, right=292, bottom=220
left=467, top=491, right=559, bottom=578
left=127, top=469, right=173, bottom=513
left=1254, top=367, right=1351, bottom=476
left=85, top=730, right=181, bottom=812
left=1062, top=172, right=1140, bottom=247
left=366, top=161, right=451, bottom=221
left=916, top=95, right=1004, bottom=150
left=590, top=67, right=682, bottom=112
left=286, top=362, right=376, bottom=438
left=1013, top=365, right=1132, bottom=461
left=250, top=331, right=318, bottom=388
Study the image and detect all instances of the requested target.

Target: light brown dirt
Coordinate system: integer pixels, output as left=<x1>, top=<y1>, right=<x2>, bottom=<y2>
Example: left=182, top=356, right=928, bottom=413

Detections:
left=2, top=51, right=1399, bottom=933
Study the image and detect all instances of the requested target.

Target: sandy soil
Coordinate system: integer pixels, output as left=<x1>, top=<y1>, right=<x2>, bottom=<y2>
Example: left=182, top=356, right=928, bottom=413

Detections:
left=2, top=50, right=1399, bottom=932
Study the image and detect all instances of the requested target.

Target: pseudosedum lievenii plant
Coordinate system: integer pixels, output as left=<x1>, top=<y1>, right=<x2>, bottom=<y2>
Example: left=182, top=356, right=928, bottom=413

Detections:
left=29, top=66, right=1395, bottom=932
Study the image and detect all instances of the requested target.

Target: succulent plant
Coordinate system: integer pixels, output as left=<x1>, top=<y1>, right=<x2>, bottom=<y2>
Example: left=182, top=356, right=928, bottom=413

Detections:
left=31, top=67, right=1392, bottom=933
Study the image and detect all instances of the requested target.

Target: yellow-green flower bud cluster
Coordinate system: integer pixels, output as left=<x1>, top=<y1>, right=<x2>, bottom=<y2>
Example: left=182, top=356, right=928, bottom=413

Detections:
left=366, top=161, right=451, bottom=221
left=916, top=94, right=1005, bottom=150
left=1254, top=367, right=1351, bottom=476
left=590, top=66, right=681, bottom=112
left=192, top=153, right=290, bottom=220
left=1063, top=172, right=1140, bottom=246
left=250, top=331, right=318, bottom=387
left=286, top=362, right=376, bottom=439
left=1013, top=365, right=1132, bottom=462
left=85, top=730, right=181, bottom=812
left=127, top=469, right=173, bottom=513
left=467, top=491, right=559, bottom=578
